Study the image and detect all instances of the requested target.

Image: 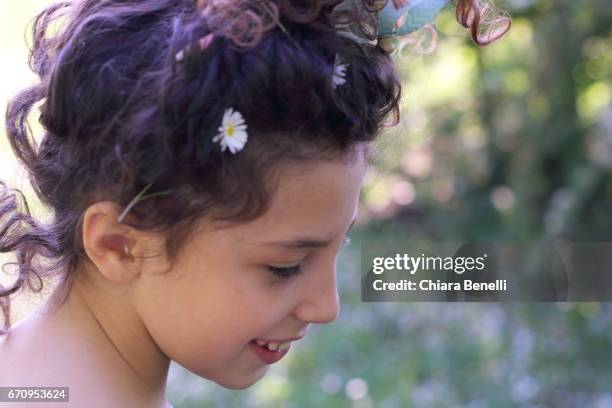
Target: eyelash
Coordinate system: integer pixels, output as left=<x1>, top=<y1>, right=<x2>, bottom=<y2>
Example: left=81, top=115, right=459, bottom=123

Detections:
left=267, top=237, right=352, bottom=279
left=267, top=264, right=301, bottom=279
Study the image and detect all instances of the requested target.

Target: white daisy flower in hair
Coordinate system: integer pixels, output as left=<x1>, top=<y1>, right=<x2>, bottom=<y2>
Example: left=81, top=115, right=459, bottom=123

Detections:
left=332, top=54, right=349, bottom=89
left=212, top=107, right=248, bottom=154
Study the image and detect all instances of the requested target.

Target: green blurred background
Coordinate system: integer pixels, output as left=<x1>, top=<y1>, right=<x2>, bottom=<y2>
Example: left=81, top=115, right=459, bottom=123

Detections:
left=1, top=0, right=611, bottom=407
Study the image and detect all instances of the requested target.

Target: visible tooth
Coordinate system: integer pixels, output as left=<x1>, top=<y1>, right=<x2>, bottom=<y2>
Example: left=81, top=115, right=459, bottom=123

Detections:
left=255, top=339, right=267, bottom=346
left=278, top=341, right=291, bottom=351
left=266, top=342, right=279, bottom=351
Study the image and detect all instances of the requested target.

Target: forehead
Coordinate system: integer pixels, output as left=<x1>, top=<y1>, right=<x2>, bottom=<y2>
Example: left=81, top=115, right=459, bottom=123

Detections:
left=226, top=151, right=367, bottom=241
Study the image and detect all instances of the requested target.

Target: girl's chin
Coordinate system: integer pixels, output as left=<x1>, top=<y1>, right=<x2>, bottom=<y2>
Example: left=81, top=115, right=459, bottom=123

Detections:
left=215, top=366, right=269, bottom=390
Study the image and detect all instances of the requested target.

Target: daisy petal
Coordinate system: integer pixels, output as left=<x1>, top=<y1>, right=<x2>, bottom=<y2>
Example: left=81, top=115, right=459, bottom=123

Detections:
left=213, top=108, right=249, bottom=154
left=332, top=54, right=349, bottom=90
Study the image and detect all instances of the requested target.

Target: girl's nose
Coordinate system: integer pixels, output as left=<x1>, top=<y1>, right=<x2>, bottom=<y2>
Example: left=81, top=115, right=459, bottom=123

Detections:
left=293, top=261, right=340, bottom=325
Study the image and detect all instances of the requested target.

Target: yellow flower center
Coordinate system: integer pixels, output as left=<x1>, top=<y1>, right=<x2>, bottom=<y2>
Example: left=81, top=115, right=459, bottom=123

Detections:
left=226, top=125, right=235, bottom=137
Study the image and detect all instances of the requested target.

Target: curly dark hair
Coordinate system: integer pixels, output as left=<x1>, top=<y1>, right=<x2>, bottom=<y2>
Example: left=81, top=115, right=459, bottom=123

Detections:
left=0, top=0, right=510, bottom=335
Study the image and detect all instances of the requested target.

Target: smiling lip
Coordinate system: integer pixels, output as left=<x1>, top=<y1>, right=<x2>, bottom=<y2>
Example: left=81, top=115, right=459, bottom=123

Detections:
left=255, top=335, right=304, bottom=343
left=249, top=340, right=291, bottom=364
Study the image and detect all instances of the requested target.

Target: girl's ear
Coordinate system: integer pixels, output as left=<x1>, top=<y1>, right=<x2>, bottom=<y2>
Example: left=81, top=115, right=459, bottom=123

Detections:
left=81, top=201, right=159, bottom=284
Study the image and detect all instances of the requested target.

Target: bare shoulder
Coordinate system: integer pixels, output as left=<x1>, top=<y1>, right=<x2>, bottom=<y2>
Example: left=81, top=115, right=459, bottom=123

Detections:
left=0, top=318, right=33, bottom=387
left=0, top=314, right=153, bottom=408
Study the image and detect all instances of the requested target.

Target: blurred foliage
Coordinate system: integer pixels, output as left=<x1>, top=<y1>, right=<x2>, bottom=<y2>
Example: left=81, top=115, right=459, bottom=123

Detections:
left=2, top=0, right=612, bottom=407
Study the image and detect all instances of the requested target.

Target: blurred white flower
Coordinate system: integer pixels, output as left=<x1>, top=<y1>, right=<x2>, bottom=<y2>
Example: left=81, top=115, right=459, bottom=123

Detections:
left=332, top=54, right=349, bottom=89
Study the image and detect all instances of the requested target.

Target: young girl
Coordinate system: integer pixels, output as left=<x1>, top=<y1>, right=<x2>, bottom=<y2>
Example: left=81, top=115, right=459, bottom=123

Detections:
left=0, top=0, right=509, bottom=406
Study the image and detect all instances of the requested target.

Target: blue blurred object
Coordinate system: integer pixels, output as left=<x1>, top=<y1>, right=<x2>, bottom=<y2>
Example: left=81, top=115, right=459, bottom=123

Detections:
left=377, top=0, right=449, bottom=36
left=333, top=0, right=449, bottom=45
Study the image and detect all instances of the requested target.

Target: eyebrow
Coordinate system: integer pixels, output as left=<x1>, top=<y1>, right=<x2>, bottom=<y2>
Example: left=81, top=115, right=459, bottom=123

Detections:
left=258, top=216, right=358, bottom=250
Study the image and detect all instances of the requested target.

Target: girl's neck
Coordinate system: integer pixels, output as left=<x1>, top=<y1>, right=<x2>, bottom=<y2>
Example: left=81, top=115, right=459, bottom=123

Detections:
left=37, top=272, right=172, bottom=406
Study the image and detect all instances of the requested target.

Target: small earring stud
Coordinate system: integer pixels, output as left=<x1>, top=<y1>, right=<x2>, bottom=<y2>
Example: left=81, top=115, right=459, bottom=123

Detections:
left=123, top=243, right=131, bottom=257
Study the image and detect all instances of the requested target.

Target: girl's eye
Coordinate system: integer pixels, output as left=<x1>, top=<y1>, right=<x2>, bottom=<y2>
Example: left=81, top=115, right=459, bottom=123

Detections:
left=267, top=264, right=301, bottom=279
